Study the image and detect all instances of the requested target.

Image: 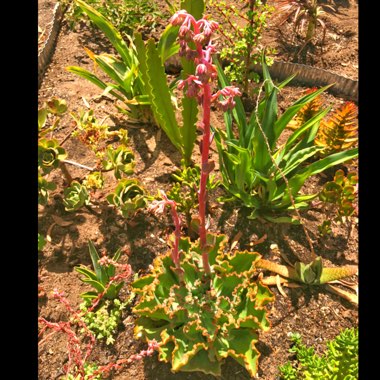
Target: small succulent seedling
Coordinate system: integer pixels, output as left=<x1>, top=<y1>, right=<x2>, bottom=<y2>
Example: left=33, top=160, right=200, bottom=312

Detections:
left=167, top=163, right=219, bottom=228
left=75, top=241, right=124, bottom=300
left=38, top=139, right=67, bottom=175
left=63, top=181, right=90, bottom=212
left=318, top=169, right=358, bottom=230
left=106, top=179, right=147, bottom=218
left=102, top=145, right=135, bottom=179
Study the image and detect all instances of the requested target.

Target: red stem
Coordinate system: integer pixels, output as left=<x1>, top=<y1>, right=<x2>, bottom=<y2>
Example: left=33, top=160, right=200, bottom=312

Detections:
left=198, top=83, right=212, bottom=274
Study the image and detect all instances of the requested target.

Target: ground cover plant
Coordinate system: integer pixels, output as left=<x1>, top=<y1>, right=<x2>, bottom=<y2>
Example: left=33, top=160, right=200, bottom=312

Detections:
left=38, top=0, right=358, bottom=378
left=278, top=327, right=358, bottom=379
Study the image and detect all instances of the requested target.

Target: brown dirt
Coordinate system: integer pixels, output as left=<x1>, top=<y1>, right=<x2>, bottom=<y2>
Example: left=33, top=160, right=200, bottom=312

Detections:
left=38, top=1, right=358, bottom=379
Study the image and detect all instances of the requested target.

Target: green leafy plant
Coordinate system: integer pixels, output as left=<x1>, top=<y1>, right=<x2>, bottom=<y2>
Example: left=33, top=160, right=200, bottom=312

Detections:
left=75, top=241, right=124, bottom=300
left=315, top=101, right=358, bottom=156
left=211, top=0, right=275, bottom=93
left=107, top=178, right=147, bottom=218
left=133, top=11, right=274, bottom=377
left=279, top=328, right=358, bottom=379
left=78, top=298, right=128, bottom=345
left=38, top=174, right=57, bottom=205
left=62, top=362, right=101, bottom=380
left=316, top=169, right=358, bottom=236
left=213, top=56, right=358, bottom=222
left=82, top=171, right=104, bottom=190
left=63, top=181, right=91, bottom=212
left=133, top=233, right=274, bottom=376
left=38, top=139, right=67, bottom=174
left=65, top=0, right=163, bottom=38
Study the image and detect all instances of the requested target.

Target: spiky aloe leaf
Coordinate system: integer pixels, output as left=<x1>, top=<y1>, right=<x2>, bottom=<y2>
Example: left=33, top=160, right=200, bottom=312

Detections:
left=257, top=257, right=357, bottom=285
left=133, top=233, right=274, bottom=377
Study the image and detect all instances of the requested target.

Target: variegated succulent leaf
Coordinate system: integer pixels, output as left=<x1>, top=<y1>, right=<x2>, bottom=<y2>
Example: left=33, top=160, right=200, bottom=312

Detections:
left=132, top=233, right=274, bottom=377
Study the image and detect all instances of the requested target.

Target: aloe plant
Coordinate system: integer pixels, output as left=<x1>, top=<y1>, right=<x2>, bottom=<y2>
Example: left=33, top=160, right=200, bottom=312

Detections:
left=75, top=241, right=124, bottom=300
left=213, top=56, right=358, bottom=222
left=256, top=256, right=357, bottom=285
left=133, top=233, right=274, bottom=376
left=67, top=0, right=204, bottom=166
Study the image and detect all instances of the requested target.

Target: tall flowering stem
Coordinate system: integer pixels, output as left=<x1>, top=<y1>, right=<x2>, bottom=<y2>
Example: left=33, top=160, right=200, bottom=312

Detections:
left=149, top=190, right=182, bottom=271
left=170, top=11, right=241, bottom=274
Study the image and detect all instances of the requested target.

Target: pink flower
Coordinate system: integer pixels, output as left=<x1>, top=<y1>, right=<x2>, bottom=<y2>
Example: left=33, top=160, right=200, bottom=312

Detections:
left=211, top=86, right=242, bottom=111
left=148, top=199, right=167, bottom=216
left=169, top=10, right=188, bottom=26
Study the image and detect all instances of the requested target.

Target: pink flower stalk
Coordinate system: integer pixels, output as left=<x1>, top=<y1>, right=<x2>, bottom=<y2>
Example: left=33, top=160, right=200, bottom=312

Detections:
left=148, top=190, right=182, bottom=270
left=171, top=10, right=241, bottom=274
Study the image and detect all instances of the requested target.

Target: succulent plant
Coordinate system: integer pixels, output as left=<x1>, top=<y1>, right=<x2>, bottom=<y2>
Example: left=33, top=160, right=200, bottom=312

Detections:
left=38, top=138, right=67, bottom=174
left=256, top=256, right=357, bottom=285
left=102, top=145, right=135, bottom=179
left=279, top=328, right=358, bottom=379
left=132, top=232, right=274, bottom=377
left=63, top=181, right=90, bottom=212
left=106, top=179, right=147, bottom=218
left=319, top=169, right=358, bottom=219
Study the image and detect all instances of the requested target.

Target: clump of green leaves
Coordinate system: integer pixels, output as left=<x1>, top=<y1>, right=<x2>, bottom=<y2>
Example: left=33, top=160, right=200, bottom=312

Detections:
left=65, top=0, right=164, bottom=39
left=167, top=163, right=219, bottom=227
left=82, top=171, right=104, bottom=190
left=78, top=298, right=128, bottom=345
left=213, top=57, right=358, bottom=223
left=211, top=0, right=275, bottom=93
left=75, top=241, right=125, bottom=300
left=133, top=232, right=274, bottom=377
left=63, top=181, right=91, bottom=212
left=107, top=178, right=147, bottom=218
left=62, top=362, right=101, bottom=380
left=279, top=328, right=358, bottom=379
